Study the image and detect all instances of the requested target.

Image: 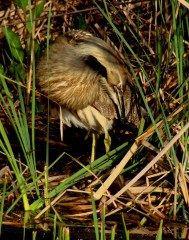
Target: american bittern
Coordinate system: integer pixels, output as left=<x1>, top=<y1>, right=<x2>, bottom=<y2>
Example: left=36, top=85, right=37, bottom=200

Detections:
left=36, top=30, right=144, bottom=161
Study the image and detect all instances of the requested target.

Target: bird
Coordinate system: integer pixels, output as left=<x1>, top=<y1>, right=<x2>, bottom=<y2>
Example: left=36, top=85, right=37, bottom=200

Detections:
left=36, top=30, right=145, bottom=161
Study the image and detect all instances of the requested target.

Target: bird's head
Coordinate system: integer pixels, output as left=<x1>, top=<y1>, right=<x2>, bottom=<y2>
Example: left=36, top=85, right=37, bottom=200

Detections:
left=77, top=36, right=127, bottom=122
left=103, top=58, right=127, bottom=123
left=67, top=31, right=131, bottom=122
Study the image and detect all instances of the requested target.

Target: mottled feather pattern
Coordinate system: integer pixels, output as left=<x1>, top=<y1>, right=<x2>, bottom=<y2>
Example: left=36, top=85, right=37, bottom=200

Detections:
left=36, top=30, right=144, bottom=133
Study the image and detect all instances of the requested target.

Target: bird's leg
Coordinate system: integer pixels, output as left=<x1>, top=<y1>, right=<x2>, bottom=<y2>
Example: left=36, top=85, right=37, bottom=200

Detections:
left=104, top=128, right=111, bottom=153
left=91, top=129, right=111, bottom=163
left=91, top=132, right=97, bottom=163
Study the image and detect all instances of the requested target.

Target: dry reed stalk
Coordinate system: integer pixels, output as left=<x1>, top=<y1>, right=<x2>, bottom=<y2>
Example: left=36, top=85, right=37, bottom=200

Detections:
left=105, top=121, right=189, bottom=207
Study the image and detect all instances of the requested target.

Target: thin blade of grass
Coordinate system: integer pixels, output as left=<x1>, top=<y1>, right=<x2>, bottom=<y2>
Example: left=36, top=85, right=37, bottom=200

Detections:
left=110, top=224, right=116, bottom=240
left=91, top=190, right=100, bottom=240
left=121, top=213, right=129, bottom=240
left=156, top=219, right=163, bottom=240
left=0, top=178, right=6, bottom=235
left=101, top=202, right=106, bottom=240
left=53, top=214, right=57, bottom=240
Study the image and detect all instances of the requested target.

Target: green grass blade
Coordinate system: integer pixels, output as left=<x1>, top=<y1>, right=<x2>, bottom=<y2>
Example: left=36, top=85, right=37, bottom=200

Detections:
left=53, top=214, right=57, bottom=240
left=64, top=227, right=70, bottom=240
left=32, top=231, right=37, bottom=240
left=121, top=213, right=129, bottom=240
left=91, top=190, right=99, bottom=240
left=111, top=224, right=116, bottom=240
left=156, top=220, right=163, bottom=240
left=101, top=203, right=106, bottom=240
left=0, top=178, right=6, bottom=235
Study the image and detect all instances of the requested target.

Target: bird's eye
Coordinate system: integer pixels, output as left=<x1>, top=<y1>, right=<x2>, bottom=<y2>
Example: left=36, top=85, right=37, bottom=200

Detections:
left=116, top=82, right=122, bottom=90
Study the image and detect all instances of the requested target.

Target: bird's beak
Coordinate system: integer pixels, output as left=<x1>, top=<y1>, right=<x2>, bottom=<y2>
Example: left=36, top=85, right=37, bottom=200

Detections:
left=116, top=90, right=138, bottom=133
left=116, top=91, right=125, bottom=123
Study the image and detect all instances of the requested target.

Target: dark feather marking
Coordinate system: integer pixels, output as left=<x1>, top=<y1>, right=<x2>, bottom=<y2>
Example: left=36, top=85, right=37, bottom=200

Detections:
left=84, top=55, right=107, bottom=79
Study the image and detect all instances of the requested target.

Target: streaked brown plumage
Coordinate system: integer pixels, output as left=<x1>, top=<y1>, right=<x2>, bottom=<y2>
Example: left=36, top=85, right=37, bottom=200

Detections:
left=36, top=30, right=144, bottom=143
